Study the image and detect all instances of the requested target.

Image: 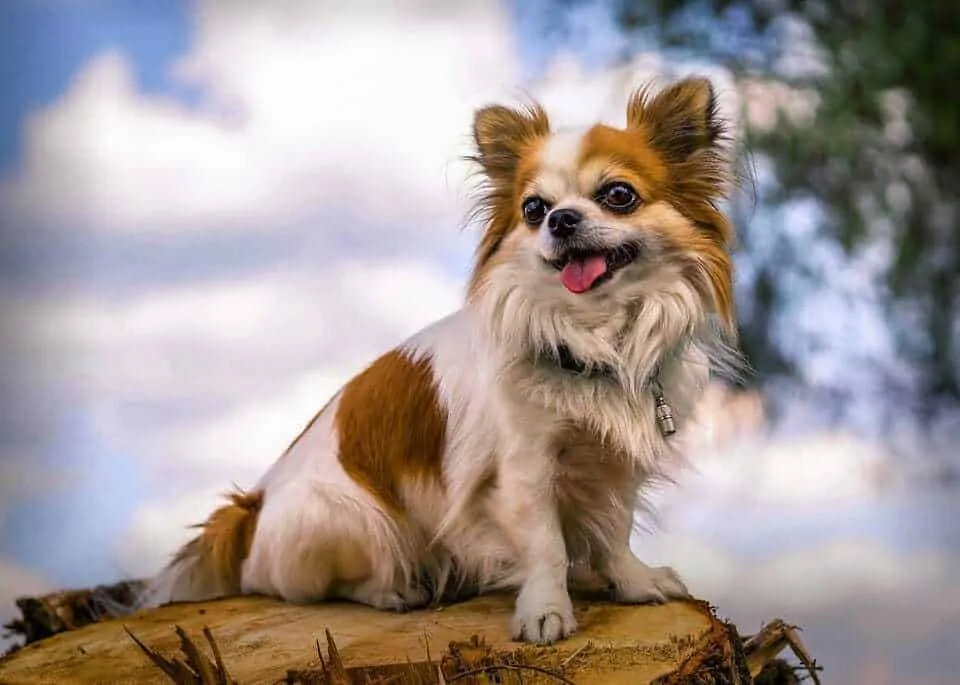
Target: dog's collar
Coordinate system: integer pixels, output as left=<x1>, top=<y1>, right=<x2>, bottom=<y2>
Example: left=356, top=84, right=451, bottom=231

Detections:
left=541, top=344, right=678, bottom=437
left=549, top=344, right=617, bottom=380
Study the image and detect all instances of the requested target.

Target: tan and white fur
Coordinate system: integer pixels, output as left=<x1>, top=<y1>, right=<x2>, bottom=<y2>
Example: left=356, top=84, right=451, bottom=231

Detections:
left=145, top=77, right=738, bottom=645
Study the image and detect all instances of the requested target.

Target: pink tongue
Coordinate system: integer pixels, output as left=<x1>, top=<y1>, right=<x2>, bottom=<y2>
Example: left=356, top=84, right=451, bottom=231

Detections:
left=560, top=255, right=608, bottom=294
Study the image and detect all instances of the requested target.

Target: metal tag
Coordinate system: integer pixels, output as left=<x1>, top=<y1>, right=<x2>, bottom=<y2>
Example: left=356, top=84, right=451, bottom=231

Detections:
left=654, top=393, right=677, bottom=437
left=651, top=374, right=677, bottom=437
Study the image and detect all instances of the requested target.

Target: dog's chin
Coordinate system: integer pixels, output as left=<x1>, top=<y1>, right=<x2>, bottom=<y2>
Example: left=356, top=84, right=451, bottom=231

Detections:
left=541, top=241, right=642, bottom=293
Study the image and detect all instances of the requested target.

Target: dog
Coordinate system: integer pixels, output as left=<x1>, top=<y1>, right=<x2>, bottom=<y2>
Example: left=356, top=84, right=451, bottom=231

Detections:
left=145, top=76, right=738, bottom=645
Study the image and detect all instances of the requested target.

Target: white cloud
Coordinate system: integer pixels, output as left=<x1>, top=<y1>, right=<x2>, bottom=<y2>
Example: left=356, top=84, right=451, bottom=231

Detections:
left=2, top=1, right=519, bottom=237
left=689, top=431, right=895, bottom=505
left=639, top=531, right=960, bottom=649
left=17, top=257, right=461, bottom=406
left=151, top=371, right=350, bottom=478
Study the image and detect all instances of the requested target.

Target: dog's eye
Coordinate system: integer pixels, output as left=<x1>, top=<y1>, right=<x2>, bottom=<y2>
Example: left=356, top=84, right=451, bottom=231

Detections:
left=522, top=196, right=549, bottom=225
left=597, top=182, right=639, bottom=213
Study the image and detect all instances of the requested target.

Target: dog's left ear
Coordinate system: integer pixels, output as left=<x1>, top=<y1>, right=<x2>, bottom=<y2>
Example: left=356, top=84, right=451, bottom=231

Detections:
left=627, top=77, right=723, bottom=162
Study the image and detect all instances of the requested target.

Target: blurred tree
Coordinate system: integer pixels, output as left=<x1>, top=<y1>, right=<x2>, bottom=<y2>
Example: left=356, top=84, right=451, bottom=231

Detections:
left=534, top=0, right=960, bottom=416
left=631, top=0, right=959, bottom=409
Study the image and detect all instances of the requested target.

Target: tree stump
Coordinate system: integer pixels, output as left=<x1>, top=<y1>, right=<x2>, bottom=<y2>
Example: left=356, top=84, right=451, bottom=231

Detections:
left=1, top=589, right=816, bottom=684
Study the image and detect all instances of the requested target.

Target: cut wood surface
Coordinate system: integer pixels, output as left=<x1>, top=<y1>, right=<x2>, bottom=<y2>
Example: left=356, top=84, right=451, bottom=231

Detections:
left=0, top=593, right=751, bottom=684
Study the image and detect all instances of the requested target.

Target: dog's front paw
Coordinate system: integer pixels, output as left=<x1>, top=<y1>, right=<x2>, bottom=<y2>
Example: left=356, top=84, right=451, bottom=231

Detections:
left=611, top=563, right=689, bottom=604
left=510, top=583, right=577, bottom=645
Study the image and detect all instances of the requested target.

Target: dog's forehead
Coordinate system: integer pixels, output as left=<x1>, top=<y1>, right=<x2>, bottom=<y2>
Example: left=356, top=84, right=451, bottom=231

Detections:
left=535, top=127, right=600, bottom=198
left=539, top=128, right=587, bottom=173
left=533, top=123, right=669, bottom=201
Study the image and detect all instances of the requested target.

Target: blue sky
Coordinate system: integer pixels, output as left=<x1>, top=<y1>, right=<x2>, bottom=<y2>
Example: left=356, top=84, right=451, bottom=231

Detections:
left=0, top=1, right=194, bottom=169
left=0, top=2, right=956, bottom=682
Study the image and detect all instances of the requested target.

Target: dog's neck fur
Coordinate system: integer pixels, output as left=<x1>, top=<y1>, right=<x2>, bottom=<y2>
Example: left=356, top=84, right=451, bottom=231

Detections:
left=471, top=259, right=720, bottom=469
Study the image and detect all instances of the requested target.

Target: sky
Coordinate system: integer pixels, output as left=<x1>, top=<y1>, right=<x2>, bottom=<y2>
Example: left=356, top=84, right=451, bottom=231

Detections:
left=0, top=1, right=957, bottom=683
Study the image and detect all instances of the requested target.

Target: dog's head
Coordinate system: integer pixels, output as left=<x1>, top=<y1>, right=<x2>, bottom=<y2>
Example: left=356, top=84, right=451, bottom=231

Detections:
left=467, top=77, right=736, bottom=366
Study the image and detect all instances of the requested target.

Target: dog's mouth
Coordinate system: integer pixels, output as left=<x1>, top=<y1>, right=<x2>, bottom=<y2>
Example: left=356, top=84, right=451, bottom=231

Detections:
left=546, top=242, right=641, bottom=294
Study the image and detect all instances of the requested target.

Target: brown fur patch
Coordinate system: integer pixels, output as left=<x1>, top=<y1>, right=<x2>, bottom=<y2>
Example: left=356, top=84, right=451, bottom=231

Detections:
left=175, top=490, right=262, bottom=594
left=335, top=349, right=447, bottom=512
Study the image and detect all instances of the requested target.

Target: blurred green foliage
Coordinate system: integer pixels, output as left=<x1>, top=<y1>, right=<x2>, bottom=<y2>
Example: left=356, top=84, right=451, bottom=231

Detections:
left=611, top=0, right=959, bottom=406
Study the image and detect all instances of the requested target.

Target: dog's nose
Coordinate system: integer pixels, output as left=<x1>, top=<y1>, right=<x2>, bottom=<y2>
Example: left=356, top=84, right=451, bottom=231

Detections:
left=547, top=208, right=583, bottom=238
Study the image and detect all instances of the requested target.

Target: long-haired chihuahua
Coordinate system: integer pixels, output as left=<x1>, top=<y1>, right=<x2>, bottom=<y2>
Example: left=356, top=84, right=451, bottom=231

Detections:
left=146, top=76, right=738, bottom=645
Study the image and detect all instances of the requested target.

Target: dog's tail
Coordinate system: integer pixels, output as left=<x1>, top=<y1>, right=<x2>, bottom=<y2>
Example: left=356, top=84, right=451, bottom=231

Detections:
left=139, top=490, right=263, bottom=607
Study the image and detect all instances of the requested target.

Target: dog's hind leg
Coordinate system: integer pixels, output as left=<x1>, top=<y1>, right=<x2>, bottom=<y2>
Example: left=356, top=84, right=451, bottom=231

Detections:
left=241, top=478, right=419, bottom=608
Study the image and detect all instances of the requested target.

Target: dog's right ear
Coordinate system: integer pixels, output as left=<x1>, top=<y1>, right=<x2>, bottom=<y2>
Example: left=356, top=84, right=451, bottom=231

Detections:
left=467, top=103, right=550, bottom=296
left=472, top=104, right=550, bottom=183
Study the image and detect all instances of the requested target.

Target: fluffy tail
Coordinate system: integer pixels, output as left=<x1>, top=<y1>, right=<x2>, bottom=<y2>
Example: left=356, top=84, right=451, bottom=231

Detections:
left=140, top=490, right=263, bottom=607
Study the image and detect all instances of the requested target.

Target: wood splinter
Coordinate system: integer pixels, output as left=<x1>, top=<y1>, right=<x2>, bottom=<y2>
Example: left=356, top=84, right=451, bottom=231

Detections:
left=124, top=624, right=238, bottom=685
left=743, top=618, right=822, bottom=685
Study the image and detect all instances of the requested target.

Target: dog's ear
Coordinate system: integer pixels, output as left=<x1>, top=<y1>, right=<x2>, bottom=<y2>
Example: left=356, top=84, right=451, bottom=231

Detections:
left=626, top=77, right=723, bottom=162
left=472, top=103, right=550, bottom=183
